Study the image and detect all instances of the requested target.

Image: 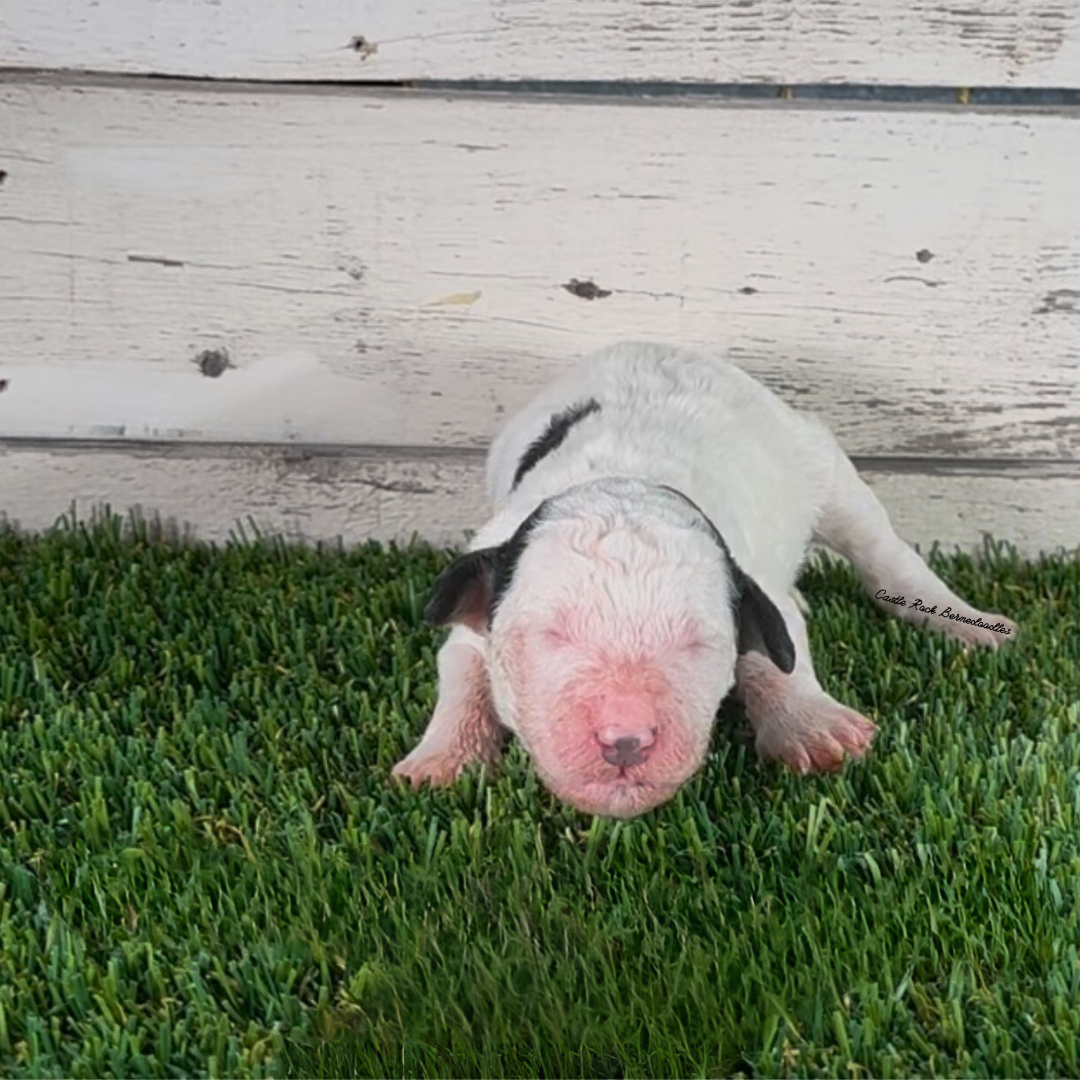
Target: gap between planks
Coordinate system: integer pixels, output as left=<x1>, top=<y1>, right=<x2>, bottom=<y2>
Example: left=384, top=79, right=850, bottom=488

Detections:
left=5, top=71, right=1080, bottom=116
left=1, top=436, right=1076, bottom=476
left=1, top=440, right=1077, bottom=556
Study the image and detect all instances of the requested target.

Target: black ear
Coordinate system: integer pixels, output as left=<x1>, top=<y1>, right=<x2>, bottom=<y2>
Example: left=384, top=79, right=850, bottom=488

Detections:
left=424, top=548, right=502, bottom=633
left=425, top=500, right=552, bottom=634
left=730, top=563, right=797, bottom=675
left=650, top=482, right=797, bottom=674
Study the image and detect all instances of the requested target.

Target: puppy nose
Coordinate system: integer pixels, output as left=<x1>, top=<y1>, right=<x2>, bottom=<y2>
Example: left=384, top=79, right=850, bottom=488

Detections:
left=601, top=737, right=646, bottom=767
left=598, top=727, right=655, bottom=767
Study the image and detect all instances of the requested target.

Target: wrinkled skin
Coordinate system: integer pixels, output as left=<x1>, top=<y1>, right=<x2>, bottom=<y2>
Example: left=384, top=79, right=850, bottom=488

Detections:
left=484, top=511, right=739, bottom=817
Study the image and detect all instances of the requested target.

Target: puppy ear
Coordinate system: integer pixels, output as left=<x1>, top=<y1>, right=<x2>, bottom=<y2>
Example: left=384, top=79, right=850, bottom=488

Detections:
left=424, top=547, right=503, bottom=633
left=730, top=564, right=797, bottom=674
left=426, top=501, right=552, bottom=634
left=650, top=482, right=796, bottom=673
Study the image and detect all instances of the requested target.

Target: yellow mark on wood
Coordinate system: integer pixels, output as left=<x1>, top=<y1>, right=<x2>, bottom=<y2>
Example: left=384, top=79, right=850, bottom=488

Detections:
left=425, top=290, right=482, bottom=307
left=956, top=87, right=972, bottom=104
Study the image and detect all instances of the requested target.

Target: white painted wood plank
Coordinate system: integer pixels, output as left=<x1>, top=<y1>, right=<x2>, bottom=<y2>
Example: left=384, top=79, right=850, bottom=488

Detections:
left=1, top=442, right=1075, bottom=557
left=3, top=0, right=1080, bottom=87
left=852, top=464, right=1080, bottom=558
left=0, top=443, right=491, bottom=549
left=1, top=81, right=1079, bottom=459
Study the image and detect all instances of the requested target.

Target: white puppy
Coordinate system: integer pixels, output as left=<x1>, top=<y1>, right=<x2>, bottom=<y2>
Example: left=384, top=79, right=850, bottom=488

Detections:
left=395, top=342, right=1017, bottom=818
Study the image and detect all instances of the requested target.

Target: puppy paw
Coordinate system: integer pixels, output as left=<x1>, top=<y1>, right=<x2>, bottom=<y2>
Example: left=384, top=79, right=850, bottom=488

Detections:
left=392, top=720, right=504, bottom=789
left=947, top=612, right=1017, bottom=651
left=753, top=695, right=877, bottom=775
left=392, top=746, right=473, bottom=788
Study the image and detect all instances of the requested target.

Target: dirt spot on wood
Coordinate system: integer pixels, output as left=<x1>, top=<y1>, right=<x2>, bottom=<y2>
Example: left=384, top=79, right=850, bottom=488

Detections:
left=348, top=35, right=378, bottom=60
left=195, top=348, right=231, bottom=378
left=129, top=254, right=185, bottom=268
left=916, top=248, right=934, bottom=263
left=563, top=278, right=611, bottom=301
left=1034, top=289, right=1080, bottom=315
left=0, top=378, right=8, bottom=393
left=339, top=256, right=366, bottom=282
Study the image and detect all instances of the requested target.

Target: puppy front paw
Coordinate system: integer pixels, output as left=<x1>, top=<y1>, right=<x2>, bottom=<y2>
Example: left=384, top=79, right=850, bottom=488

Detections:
left=392, top=746, right=474, bottom=788
left=753, top=696, right=877, bottom=775
left=392, top=715, right=505, bottom=789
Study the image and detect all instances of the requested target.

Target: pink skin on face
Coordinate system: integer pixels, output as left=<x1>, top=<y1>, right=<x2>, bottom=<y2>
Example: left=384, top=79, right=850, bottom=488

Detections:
left=499, top=622, right=718, bottom=818
left=595, top=693, right=657, bottom=758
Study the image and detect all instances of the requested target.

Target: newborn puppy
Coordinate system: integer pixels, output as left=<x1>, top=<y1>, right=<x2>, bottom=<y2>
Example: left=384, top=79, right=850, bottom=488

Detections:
left=395, top=342, right=1017, bottom=817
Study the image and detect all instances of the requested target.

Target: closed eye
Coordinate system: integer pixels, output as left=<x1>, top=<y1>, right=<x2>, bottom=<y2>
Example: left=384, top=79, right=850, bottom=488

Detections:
left=541, top=627, right=573, bottom=648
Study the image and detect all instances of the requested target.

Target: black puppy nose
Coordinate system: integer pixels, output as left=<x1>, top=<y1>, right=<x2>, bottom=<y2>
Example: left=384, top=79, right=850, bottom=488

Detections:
left=602, top=736, right=647, bottom=768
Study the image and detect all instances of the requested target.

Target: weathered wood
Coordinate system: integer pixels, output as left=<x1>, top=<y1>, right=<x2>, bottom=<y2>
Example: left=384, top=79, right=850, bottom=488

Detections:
left=2, top=0, right=1080, bottom=87
left=1, top=80, right=1078, bottom=461
left=0, top=441, right=490, bottom=548
left=850, top=461, right=1080, bottom=559
left=1, top=441, right=1075, bottom=556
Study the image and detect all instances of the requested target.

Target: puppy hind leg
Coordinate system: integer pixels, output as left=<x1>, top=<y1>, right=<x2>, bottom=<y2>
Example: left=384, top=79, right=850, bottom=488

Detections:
left=393, top=625, right=506, bottom=786
left=811, top=445, right=1017, bottom=650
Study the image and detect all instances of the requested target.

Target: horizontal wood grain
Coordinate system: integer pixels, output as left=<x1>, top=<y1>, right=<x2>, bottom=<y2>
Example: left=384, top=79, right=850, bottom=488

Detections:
left=1, top=80, right=1078, bottom=461
left=3, top=0, right=1080, bottom=87
left=0, top=441, right=490, bottom=548
left=1, top=440, right=1076, bottom=556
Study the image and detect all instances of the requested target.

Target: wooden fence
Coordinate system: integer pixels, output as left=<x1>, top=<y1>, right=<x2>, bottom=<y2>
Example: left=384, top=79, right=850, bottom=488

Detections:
left=1, top=1, right=1078, bottom=554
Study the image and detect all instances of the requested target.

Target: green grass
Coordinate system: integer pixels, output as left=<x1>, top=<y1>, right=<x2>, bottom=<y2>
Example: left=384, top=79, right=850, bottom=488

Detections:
left=0, top=512, right=1078, bottom=1079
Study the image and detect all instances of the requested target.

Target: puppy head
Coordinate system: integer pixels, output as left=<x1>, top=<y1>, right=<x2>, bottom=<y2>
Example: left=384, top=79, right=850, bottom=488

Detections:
left=425, top=479, right=794, bottom=818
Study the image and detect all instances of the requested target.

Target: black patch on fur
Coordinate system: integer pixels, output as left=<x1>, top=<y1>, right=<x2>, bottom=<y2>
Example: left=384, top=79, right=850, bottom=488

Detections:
left=423, top=548, right=502, bottom=630
left=424, top=499, right=552, bottom=631
left=657, top=484, right=797, bottom=674
left=729, top=569, right=798, bottom=675
left=511, top=398, right=601, bottom=490
left=487, top=499, right=550, bottom=623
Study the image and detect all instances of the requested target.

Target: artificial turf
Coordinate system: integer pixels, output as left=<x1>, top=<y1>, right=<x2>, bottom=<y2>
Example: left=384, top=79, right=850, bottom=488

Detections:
left=0, top=511, right=1078, bottom=1079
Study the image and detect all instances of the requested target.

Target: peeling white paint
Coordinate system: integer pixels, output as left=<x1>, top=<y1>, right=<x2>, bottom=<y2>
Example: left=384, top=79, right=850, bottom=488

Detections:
left=2, top=0, right=1080, bottom=86
left=1, top=82, right=1078, bottom=460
